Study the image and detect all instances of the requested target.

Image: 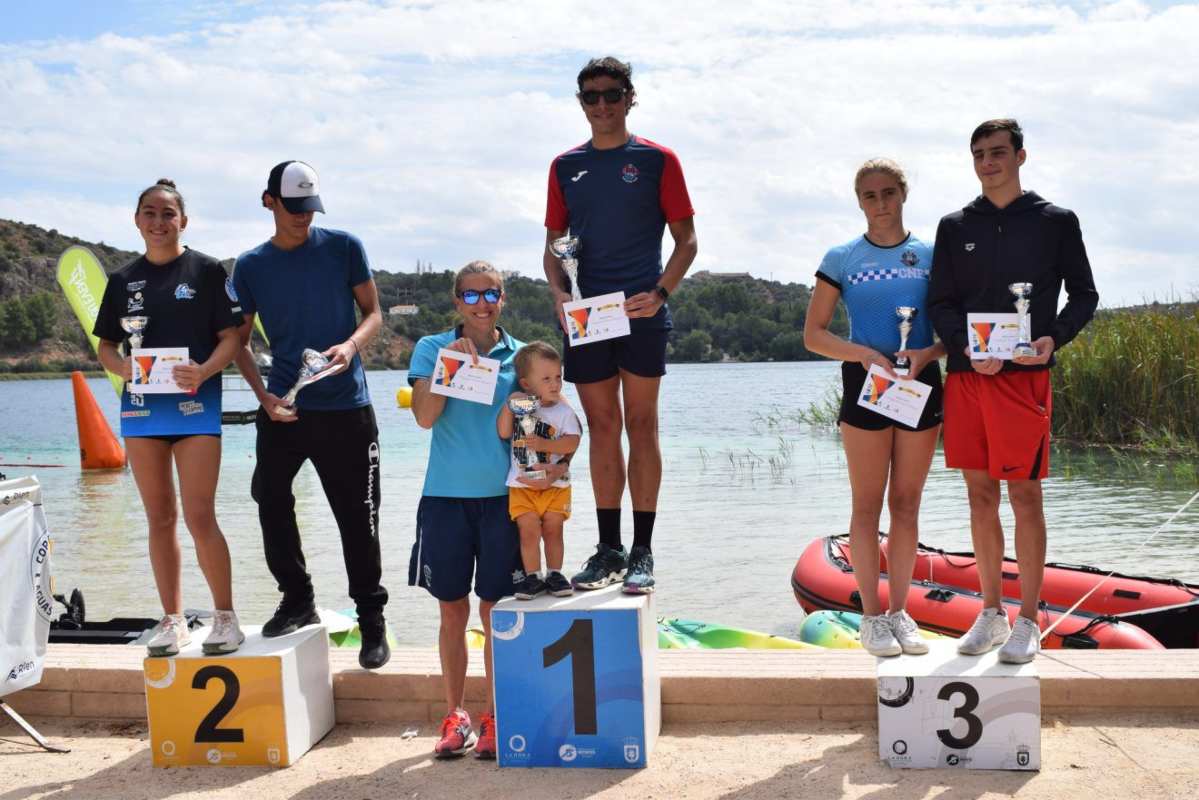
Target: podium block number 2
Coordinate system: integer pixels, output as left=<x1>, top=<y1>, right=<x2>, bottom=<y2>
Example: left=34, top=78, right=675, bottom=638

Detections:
left=193, top=666, right=245, bottom=744
left=542, top=619, right=597, bottom=735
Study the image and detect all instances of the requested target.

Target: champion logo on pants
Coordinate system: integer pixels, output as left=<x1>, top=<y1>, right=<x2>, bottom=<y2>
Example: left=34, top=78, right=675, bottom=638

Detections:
left=365, top=442, right=380, bottom=538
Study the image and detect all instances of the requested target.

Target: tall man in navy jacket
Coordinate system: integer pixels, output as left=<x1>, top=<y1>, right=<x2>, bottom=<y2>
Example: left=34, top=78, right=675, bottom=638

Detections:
left=542, top=57, right=698, bottom=595
left=928, top=119, right=1098, bottom=664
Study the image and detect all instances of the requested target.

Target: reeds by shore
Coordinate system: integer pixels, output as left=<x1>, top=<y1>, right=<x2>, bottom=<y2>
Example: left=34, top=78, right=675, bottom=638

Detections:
left=1053, top=305, right=1199, bottom=453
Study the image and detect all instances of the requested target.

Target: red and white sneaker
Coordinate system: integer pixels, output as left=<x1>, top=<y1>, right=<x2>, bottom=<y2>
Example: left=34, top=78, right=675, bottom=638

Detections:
left=434, top=709, right=477, bottom=758
left=475, top=712, right=497, bottom=760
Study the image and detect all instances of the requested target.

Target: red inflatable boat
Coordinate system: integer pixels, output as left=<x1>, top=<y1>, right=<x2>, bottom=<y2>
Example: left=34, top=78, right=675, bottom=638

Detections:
left=791, top=535, right=1176, bottom=650
left=879, top=535, right=1199, bottom=617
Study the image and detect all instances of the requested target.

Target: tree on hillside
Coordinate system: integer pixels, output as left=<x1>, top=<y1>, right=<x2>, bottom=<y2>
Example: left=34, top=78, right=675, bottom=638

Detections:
left=1, top=299, right=36, bottom=347
left=26, top=292, right=57, bottom=340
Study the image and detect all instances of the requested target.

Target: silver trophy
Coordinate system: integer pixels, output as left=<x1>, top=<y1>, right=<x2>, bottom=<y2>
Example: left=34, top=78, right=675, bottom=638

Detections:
left=1009, top=282, right=1037, bottom=359
left=120, top=316, right=149, bottom=350
left=508, top=395, right=546, bottom=481
left=894, top=306, right=917, bottom=376
left=275, top=348, right=347, bottom=416
left=548, top=235, right=582, bottom=302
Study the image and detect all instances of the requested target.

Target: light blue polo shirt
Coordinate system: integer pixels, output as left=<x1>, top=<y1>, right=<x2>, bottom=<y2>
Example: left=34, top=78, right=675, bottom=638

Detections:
left=408, top=326, right=523, bottom=498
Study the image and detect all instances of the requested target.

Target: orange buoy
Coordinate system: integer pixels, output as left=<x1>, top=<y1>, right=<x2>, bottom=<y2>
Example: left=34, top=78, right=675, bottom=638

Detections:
left=72, top=371, right=125, bottom=469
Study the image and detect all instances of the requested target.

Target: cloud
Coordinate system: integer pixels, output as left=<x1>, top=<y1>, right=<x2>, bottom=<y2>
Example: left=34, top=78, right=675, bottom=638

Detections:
left=1, top=0, right=1196, bottom=305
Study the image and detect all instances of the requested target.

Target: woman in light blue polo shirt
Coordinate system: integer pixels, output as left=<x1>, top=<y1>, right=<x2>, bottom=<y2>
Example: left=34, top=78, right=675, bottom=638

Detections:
left=407, top=261, right=553, bottom=761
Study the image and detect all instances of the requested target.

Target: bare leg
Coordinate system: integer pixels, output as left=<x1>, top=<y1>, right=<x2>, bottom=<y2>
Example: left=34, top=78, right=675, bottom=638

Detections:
left=620, top=371, right=662, bottom=512
left=963, top=468, right=1004, bottom=609
left=514, top=512, right=543, bottom=574
left=542, top=513, right=566, bottom=571
left=840, top=423, right=893, bottom=616
left=576, top=376, right=625, bottom=509
left=174, top=436, right=233, bottom=610
left=438, top=596, right=471, bottom=712
left=1007, top=479, right=1046, bottom=620
left=885, top=425, right=940, bottom=613
left=126, top=438, right=181, bottom=614
left=480, top=599, right=497, bottom=713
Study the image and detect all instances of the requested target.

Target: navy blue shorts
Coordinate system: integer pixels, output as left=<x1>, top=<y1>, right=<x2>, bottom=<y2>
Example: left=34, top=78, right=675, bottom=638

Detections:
left=409, top=496, right=523, bottom=602
left=563, top=327, right=669, bottom=384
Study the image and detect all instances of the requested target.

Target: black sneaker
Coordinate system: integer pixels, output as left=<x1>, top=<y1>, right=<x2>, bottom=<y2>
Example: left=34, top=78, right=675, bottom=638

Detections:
left=262, top=599, right=320, bottom=638
left=514, top=573, right=546, bottom=600
left=357, top=610, right=391, bottom=669
left=571, top=544, right=628, bottom=590
left=545, top=570, right=573, bottom=597
left=622, top=545, right=655, bottom=594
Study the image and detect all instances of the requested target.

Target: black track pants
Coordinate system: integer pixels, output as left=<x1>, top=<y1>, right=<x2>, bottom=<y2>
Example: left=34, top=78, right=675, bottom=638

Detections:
left=251, top=405, right=388, bottom=616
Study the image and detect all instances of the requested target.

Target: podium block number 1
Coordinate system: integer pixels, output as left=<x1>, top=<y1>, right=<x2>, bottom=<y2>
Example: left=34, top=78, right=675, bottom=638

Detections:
left=542, top=619, right=597, bottom=735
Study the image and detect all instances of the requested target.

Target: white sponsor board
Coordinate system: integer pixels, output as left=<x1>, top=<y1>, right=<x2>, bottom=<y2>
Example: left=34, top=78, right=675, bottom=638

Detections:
left=0, top=476, right=53, bottom=699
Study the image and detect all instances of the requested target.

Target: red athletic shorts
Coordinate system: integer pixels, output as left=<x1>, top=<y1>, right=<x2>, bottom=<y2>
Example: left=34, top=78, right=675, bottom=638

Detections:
left=943, top=370, right=1052, bottom=481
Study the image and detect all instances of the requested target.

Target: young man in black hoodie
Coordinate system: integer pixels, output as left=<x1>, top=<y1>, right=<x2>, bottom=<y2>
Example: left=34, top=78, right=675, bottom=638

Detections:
left=928, top=119, right=1099, bottom=664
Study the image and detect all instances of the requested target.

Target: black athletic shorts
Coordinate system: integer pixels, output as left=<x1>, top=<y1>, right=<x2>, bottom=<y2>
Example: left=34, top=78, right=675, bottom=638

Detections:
left=838, top=360, right=944, bottom=432
left=563, top=328, right=669, bottom=384
left=130, top=433, right=221, bottom=445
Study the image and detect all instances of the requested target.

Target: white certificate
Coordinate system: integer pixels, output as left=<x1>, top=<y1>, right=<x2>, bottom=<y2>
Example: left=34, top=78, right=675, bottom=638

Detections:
left=856, top=363, right=932, bottom=428
left=129, top=347, right=189, bottom=394
left=563, top=292, right=631, bottom=347
left=429, top=348, right=501, bottom=405
left=966, top=313, right=1021, bottom=360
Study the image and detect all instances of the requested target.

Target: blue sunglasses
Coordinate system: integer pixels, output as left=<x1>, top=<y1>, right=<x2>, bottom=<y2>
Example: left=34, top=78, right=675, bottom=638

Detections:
left=458, top=288, right=502, bottom=305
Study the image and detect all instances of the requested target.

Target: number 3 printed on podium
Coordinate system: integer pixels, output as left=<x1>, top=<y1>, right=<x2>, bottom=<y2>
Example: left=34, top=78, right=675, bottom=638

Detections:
left=935, top=681, right=983, bottom=749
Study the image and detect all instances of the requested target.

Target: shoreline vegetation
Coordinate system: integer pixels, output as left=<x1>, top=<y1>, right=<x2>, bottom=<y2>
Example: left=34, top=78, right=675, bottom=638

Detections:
left=788, top=305, right=1199, bottom=458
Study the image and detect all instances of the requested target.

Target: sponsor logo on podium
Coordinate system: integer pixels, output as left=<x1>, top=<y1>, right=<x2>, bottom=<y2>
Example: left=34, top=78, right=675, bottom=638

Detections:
left=559, top=744, right=577, bottom=762
left=623, top=740, right=640, bottom=764
left=1017, top=746, right=1030, bottom=767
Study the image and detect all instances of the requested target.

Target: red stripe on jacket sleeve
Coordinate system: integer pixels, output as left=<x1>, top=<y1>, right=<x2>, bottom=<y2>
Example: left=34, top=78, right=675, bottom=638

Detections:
left=545, top=158, right=569, bottom=230
left=657, top=146, right=694, bottom=223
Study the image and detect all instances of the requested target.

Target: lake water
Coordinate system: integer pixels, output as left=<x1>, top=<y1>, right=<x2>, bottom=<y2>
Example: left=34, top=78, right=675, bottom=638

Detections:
left=1, top=362, right=1196, bottom=645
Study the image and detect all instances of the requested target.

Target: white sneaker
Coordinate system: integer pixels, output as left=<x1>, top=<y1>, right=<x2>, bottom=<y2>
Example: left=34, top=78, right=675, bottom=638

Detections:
left=998, top=615, right=1041, bottom=664
left=887, top=609, right=929, bottom=655
left=202, top=610, right=246, bottom=655
left=957, top=607, right=1011, bottom=655
left=860, top=614, right=902, bottom=657
left=147, top=614, right=191, bottom=657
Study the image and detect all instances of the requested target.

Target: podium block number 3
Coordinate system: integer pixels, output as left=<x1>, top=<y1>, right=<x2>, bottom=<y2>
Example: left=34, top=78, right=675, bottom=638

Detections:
left=193, top=666, right=245, bottom=744
left=542, top=619, right=597, bottom=735
left=936, top=681, right=983, bottom=750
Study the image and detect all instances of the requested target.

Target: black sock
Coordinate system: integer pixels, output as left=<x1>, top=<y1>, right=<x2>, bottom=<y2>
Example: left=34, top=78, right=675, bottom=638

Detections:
left=597, top=508, right=622, bottom=549
left=632, top=510, right=656, bottom=551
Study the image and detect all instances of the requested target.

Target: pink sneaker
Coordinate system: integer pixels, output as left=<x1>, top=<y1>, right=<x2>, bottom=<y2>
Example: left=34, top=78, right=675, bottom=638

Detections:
left=434, top=709, right=477, bottom=758
left=475, top=712, right=496, bottom=760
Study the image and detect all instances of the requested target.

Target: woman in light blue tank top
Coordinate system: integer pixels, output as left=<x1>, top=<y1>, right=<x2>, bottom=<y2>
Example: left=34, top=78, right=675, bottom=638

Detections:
left=803, top=159, right=945, bottom=658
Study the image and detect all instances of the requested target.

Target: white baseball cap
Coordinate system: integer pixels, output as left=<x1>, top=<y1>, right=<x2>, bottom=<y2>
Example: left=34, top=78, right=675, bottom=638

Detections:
left=265, top=160, right=325, bottom=214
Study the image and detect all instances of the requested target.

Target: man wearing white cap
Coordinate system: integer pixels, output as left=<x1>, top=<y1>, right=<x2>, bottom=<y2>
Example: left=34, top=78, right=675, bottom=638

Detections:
left=232, top=160, right=391, bottom=669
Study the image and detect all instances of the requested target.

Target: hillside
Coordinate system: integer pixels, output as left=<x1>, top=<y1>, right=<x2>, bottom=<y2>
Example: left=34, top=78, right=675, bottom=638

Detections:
left=0, top=218, right=837, bottom=372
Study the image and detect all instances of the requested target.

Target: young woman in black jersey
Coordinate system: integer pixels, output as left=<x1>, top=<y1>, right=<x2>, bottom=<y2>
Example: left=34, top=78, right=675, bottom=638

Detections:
left=93, top=179, right=244, bottom=657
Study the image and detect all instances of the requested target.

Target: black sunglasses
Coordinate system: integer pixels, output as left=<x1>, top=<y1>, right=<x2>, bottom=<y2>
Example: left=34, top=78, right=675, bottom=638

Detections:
left=578, top=88, right=628, bottom=106
left=458, top=288, right=502, bottom=305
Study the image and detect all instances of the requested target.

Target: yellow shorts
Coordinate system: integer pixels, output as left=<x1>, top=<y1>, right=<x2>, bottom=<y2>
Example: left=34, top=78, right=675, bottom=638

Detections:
left=509, top=486, right=572, bottom=521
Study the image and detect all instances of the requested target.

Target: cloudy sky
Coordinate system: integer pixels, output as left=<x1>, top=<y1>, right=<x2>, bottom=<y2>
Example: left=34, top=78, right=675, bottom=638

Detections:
left=2, top=0, right=1195, bottom=306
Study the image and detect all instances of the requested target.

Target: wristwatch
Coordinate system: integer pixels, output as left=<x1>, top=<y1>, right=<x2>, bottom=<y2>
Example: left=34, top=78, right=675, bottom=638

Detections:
left=655, top=285, right=670, bottom=301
